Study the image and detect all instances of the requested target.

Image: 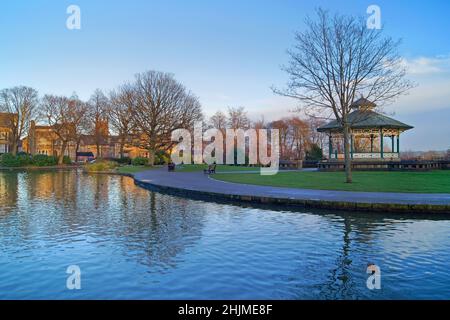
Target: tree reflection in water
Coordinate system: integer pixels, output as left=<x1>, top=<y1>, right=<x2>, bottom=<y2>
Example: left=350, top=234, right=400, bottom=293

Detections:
left=0, top=170, right=205, bottom=271
left=0, top=170, right=449, bottom=299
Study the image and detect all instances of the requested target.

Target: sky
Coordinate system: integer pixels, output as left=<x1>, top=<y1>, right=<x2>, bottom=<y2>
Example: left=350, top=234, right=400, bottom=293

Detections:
left=0, top=0, right=449, bottom=151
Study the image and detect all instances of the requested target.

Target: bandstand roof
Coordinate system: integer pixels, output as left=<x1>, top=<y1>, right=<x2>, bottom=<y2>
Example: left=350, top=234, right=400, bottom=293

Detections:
left=317, top=108, right=414, bottom=133
left=350, top=97, right=376, bottom=109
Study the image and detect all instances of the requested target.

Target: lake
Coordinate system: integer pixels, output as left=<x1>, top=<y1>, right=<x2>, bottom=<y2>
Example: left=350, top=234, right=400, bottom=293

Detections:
left=0, top=170, right=449, bottom=299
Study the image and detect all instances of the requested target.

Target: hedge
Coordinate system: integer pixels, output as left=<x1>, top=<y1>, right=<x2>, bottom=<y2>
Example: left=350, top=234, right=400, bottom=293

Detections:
left=131, top=157, right=149, bottom=166
left=0, top=153, right=70, bottom=167
left=85, top=160, right=118, bottom=172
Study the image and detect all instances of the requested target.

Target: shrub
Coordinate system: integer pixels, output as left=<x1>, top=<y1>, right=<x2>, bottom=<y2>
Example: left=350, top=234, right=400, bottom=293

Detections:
left=48, top=156, right=58, bottom=166
left=154, top=150, right=170, bottom=165
left=0, top=153, right=69, bottom=167
left=306, top=144, right=324, bottom=161
left=18, top=154, right=33, bottom=166
left=32, top=154, right=47, bottom=166
left=1, top=153, right=20, bottom=167
left=32, top=154, right=57, bottom=166
left=109, top=157, right=131, bottom=165
left=63, top=156, right=72, bottom=165
left=0, top=153, right=33, bottom=167
left=17, top=152, right=30, bottom=157
left=131, top=157, right=149, bottom=166
left=85, top=160, right=118, bottom=172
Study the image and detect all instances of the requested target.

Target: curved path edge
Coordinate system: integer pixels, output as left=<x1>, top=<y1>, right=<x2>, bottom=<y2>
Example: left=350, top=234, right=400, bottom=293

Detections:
left=133, top=169, right=450, bottom=214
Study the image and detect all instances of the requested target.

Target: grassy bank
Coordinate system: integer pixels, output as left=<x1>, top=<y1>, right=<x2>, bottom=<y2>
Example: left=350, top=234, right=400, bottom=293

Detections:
left=0, top=165, right=79, bottom=171
left=212, top=170, right=450, bottom=193
left=84, top=160, right=157, bottom=175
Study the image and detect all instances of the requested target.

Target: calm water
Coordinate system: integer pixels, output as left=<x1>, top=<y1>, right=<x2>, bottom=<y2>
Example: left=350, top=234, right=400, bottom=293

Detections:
left=0, top=170, right=449, bottom=299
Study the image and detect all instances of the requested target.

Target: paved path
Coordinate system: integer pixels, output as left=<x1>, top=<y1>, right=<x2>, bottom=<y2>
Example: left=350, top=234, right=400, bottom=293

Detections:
left=134, top=169, right=450, bottom=213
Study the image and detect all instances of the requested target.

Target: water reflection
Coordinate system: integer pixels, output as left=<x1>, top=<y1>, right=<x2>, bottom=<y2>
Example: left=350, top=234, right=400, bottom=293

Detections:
left=0, top=170, right=449, bottom=299
left=0, top=172, right=18, bottom=212
left=1, top=171, right=205, bottom=271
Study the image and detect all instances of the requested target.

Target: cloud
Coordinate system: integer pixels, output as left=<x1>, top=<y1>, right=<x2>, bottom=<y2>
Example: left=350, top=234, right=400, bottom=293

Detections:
left=202, top=94, right=296, bottom=120
left=244, top=96, right=297, bottom=121
left=390, top=79, right=450, bottom=114
left=245, top=55, right=450, bottom=119
left=401, top=55, right=450, bottom=75
left=220, top=54, right=450, bottom=120
left=379, top=54, right=450, bottom=117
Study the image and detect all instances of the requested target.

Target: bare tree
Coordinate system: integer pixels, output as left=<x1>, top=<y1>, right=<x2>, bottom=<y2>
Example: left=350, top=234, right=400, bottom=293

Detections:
left=252, top=116, right=267, bottom=131
left=307, top=116, right=327, bottom=151
left=270, top=119, right=290, bottom=159
left=0, top=86, right=39, bottom=155
left=270, top=116, right=311, bottom=160
left=41, top=94, right=89, bottom=164
left=72, top=98, right=91, bottom=162
left=109, top=84, right=136, bottom=158
left=275, top=9, right=413, bottom=182
left=132, top=71, right=203, bottom=165
left=288, top=116, right=311, bottom=160
left=88, top=89, right=110, bottom=158
left=209, top=111, right=227, bottom=131
left=227, top=106, right=250, bottom=130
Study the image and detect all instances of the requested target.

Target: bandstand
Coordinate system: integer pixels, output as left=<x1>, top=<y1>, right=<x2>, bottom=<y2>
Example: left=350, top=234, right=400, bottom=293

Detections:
left=317, top=98, right=413, bottom=162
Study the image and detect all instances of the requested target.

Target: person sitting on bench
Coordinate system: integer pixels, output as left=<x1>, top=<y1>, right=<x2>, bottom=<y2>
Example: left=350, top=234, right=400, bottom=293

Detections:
left=203, top=163, right=216, bottom=174
left=168, top=162, right=176, bottom=172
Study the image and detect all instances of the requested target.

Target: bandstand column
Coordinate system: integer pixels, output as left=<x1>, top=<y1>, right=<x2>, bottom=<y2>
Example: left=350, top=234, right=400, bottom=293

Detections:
left=370, top=135, right=374, bottom=153
left=328, top=135, right=332, bottom=159
left=350, top=134, right=354, bottom=159
left=380, top=128, right=384, bottom=158
left=397, top=134, right=400, bottom=154
left=391, top=135, right=395, bottom=153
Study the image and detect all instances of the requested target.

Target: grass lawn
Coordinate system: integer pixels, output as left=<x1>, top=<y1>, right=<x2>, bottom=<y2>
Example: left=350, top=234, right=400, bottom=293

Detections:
left=176, top=164, right=260, bottom=172
left=116, top=165, right=158, bottom=175
left=212, top=170, right=450, bottom=193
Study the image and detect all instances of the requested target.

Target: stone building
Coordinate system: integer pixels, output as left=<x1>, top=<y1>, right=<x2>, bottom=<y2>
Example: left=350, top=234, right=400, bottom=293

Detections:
left=0, top=113, right=17, bottom=154
left=22, top=120, right=150, bottom=161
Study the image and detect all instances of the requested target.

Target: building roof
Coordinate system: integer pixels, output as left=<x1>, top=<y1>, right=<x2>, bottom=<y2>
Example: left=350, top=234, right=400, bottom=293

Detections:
left=35, top=125, right=53, bottom=130
left=317, top=109, right=414, bottom=132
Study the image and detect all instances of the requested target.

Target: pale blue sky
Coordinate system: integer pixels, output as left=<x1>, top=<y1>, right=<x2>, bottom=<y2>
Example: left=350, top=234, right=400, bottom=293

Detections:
left=1, top=0, right=449, bottom=150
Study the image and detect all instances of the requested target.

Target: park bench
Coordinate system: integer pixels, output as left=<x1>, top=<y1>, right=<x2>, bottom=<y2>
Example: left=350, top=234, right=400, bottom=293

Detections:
left=203, top=164, right=217, bottom=174
left=279, top=160, right=302, bottom=170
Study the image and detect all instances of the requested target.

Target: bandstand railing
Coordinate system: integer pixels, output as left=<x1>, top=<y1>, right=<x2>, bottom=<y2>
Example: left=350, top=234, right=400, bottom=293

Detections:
left=319, top=159, right=450, bottom=171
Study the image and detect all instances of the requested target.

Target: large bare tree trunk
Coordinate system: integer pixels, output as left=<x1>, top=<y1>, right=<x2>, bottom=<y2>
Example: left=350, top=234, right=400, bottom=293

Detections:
left=119, top=140, right=125, bottom=159
left=59, top=141, right=67, bottom=165
left=148, top=149, right=155, bottom=166
left=343, top=124, right=352, bottom=183
left=10, top=140, right=18, bottom=156
left=75, top=141, right=80, bottom=163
